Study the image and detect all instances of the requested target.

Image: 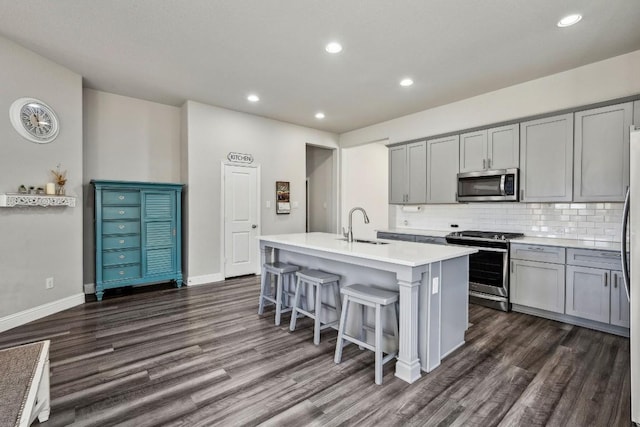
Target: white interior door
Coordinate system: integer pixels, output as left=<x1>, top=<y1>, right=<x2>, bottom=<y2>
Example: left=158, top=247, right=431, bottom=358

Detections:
left=224, top=164, right=259, bottom=278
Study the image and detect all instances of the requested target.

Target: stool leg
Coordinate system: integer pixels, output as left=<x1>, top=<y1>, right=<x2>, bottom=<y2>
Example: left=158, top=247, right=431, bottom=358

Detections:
left=314, top=283, right=322, bottom=345
left=359, top=304, right=367, bottom=350
left=334, top=295, right=350, bottom=364
left=289, top=277, right=302, bottom=332
left=333, top=282, right=342, bottom=325
left=258, top=271, right=268, bottom=315
left=392, top=302, right=400, bottom=350
left=275, top=273, right=283, bottom=326
left=375, top=303, right=383, bottom=385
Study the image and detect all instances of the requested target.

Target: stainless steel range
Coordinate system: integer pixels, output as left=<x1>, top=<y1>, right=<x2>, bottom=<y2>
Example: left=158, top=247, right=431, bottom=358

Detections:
left=445, top=230, right=524, bottom=311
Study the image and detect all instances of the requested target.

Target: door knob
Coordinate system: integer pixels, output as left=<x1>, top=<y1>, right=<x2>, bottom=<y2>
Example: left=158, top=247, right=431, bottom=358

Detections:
left=252, top=224, right=258, bottom=229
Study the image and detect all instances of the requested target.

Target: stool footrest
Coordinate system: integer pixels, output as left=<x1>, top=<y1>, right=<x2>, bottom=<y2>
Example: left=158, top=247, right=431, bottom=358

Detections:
left=340, top=334, right=375, bottom=352
left=361, top=323, right=398, bottom=337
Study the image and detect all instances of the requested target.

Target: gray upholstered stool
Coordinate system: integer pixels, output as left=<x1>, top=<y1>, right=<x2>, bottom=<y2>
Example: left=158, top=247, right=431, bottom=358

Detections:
left=289, top=269, right=342, bottom=345
left=258, top=262, right=300, bottom=326
left=334, top=284, right=399, bottom=385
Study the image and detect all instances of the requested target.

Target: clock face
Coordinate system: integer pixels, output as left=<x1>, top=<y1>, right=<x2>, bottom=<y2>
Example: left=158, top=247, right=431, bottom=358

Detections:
left=9, top=98, right=59, bottom=144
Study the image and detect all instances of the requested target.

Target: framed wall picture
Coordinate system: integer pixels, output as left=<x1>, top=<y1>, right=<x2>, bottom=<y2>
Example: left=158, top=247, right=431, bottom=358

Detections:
left=276, top=181, right=290, bottom=214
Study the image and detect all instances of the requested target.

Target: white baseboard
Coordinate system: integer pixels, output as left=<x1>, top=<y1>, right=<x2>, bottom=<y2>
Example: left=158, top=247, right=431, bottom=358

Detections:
left=84, top=283, right=95, bottom=294
left=0, top=293, right=85, bottom=334
left=187, top=273, right=224, bottom=286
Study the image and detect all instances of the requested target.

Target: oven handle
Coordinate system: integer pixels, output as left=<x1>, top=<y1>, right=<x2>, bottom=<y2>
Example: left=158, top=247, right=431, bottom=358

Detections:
left=447, top=243, right=508, bottom=253
left=500, top=175, right=506, bottom=195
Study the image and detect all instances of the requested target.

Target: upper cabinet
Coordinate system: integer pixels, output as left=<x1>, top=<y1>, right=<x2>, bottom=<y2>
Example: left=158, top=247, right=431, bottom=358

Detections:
left=520, top=113, right=574, bottom=202
left=459, top=124, right=519, bottom=173
left=389, top=141, right=427, bottom=204
left=574, top=102, right=633, bottom=202
left=427, top=135, right=459, bottom=203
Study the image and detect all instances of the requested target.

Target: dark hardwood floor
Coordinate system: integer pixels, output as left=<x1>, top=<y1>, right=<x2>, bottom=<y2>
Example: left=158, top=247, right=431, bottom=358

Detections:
left=0, top=276, right=631, bottom=426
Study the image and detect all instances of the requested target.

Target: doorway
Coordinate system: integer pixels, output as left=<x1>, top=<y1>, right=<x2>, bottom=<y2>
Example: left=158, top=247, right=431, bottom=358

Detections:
left=222, top=163, right=260, bottom=278
left=305, top=145, right=337, bottom=233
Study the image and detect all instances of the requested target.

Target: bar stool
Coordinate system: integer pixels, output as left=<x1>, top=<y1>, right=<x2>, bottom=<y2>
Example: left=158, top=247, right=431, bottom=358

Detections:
left=289, top=269, right=342, bottom=345
left=258, top=262, right=300, bottom=326
left=334, top=284, right=399, bottom=385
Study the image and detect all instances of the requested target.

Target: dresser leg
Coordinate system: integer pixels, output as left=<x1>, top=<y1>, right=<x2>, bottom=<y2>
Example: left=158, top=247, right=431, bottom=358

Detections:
left=96, top=291, right=104, bottom=301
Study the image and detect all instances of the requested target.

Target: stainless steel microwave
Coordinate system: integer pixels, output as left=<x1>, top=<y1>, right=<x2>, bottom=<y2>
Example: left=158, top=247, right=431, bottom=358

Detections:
left=457, top=168, right=519, bottom=202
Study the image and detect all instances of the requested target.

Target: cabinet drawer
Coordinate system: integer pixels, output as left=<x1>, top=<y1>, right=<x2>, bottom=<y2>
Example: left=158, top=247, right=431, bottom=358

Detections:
left=102, top=235, right=140, bottom=250
left=415, top=235, right=446, bottom=245
left=377, top=232, right=416, bottom=242
left=103, top=264, right=141, bottom=282
left=103, top=206, right=141, bottom=220
left=510, top=244, right=565, bottom=263
left=102, top=249, right=141, bottom=267
left=102, top=221, right=140, bottom=235
left=102, top=190, right=140, bottom=205
left=566, top=248, right=622, bottom=270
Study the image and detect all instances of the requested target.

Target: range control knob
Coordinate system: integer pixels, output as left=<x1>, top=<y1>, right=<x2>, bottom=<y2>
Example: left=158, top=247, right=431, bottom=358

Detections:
left=493, top=234, right=500, bottom=240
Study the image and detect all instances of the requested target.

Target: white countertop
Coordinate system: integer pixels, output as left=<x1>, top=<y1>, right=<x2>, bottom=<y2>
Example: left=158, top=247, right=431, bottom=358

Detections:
left=377, top=228, right=622, bottom=252
left=259, top=232, right=476, bottom=267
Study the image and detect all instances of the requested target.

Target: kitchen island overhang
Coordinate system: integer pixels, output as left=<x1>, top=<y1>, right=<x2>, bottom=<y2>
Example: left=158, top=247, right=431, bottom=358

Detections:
left=259, top=232, right=477, bottom=384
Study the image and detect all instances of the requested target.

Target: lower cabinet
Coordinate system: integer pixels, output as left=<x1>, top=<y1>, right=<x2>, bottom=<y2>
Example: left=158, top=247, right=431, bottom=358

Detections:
left=511, top=259, right=565, bottom=313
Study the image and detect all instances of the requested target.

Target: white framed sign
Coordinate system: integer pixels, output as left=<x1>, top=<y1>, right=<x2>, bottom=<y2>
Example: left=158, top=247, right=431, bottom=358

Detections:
left=227, top=152, right=254, bottom=164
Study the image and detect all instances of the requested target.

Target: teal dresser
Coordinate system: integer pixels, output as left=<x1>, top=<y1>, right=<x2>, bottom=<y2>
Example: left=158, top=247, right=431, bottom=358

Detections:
left=91, top=180, right=184, bottom=301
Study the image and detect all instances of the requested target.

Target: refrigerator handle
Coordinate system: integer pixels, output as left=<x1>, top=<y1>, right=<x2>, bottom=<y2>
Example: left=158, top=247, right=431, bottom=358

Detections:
left=621, top=185, right=631, bottom=302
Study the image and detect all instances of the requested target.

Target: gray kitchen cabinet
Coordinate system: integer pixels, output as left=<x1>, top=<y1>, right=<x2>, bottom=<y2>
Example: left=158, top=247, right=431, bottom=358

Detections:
left=388, top=141, right=427, bottom=204
left=520, top=113, right=574, bottom=202
left=427, top=135, right=459, bottom=203
left=510, top=243, right=566, bottom=313
left=459, top=124, right=519, bottom=173
left=566, top=248, right=630, bottom=327
left=574, top=102, right=632, bottom=202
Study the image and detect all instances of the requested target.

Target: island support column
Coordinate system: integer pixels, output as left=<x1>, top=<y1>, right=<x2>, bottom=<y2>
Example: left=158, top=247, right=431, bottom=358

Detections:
left=394, top=268, right=425, bottom=383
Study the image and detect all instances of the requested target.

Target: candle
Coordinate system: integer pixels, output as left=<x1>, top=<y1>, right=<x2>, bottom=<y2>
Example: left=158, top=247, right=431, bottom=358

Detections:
left=45, top=183, right=56, bottom=195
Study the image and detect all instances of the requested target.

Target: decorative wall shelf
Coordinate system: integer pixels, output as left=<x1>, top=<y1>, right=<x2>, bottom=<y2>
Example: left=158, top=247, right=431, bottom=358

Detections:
left=0, top=193, right=76, bottom=207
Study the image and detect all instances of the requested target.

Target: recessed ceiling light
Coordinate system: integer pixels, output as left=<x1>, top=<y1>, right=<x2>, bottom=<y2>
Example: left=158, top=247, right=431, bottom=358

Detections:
left=315, top=112, right=325, bottom=119
left=400, top=78, right=414, bottom=87
left=325, top=42, right=343, bottom=54
left=557, top=14, right=582, bottom=27
left=247, top=94, right=260, bottom=102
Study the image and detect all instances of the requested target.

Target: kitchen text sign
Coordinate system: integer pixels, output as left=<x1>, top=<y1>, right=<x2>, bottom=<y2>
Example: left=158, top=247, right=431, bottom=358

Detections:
left=227, top=152, right=254, bottom=164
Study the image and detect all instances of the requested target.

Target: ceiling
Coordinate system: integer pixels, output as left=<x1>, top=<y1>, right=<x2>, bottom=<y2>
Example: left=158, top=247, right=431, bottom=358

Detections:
left=1, top=1, right=639, bottom=134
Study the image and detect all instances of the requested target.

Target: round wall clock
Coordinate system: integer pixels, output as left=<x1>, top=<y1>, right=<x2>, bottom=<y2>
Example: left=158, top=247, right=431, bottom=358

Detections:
left=9, top=97, right=59, bottom=144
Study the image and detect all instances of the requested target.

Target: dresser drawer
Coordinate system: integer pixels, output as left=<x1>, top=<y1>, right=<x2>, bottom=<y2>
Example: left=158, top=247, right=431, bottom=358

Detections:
left=102, top=190, right=140, bottom=206
left=510, top=244, right=565, bottom=264
left=102, top=249, right=141, bottom=267
left=103, top=206, right=141, bottom=220
left=102, top=235, right=140, bottom=250
left=103, top=264, right=141, bottom=282
left=566, top=248, right=623, bottom=270
left=102, top=221, right=140, bottom=235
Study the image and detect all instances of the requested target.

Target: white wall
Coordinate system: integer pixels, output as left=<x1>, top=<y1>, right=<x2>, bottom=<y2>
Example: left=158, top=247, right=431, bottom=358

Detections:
left=82, top=89, right=182, bottom=286
left=340, top=50, right=640, bottom=147
left=183, top=101, right=339, bottom=282
left=0, top=35, right=83, bottom=326
left=306, top=145, right=335, bottom=233
left=341, top=142, right=389, bottom=240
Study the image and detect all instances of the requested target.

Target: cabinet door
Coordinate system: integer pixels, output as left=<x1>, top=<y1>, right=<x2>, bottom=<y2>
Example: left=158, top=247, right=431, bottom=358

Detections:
left=487, top=124, right=519, bottom=170
left=565, top=265, right=610, bottom=323
left=143, top=191, right=177, bottom=276
left=388, top=145, right=407, bottom=204
left=520, top=113, right=573, bottom=202
left=459, top=130, right=487, bottom=172
left=427, top=135, right=459, bottom=203
left=511, top=259, right=565, bottom=313
left=406, top=141, right=427, bottom=204
left=610, top=270, right=630, bottom=328
left=574, top=102, right=632, bottom=202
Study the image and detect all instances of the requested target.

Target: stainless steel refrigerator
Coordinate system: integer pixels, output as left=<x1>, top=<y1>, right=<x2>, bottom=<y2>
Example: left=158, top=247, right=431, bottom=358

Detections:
left=623, top=126, right=639, bottom=424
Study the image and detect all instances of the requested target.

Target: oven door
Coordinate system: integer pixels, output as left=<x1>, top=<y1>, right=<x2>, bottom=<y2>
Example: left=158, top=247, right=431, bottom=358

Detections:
left=468, top=246, right=508, bottom=298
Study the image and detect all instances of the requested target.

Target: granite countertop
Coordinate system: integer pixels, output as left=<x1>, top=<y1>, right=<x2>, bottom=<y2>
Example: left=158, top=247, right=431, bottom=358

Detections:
left=259, top=232, right=476, bottom=267
left=376, top=228, right=622, bottom=252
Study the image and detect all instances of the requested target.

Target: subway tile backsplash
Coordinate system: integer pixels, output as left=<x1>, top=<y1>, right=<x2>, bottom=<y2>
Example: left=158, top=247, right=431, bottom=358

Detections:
left=394, top=202, right=624, bottom=242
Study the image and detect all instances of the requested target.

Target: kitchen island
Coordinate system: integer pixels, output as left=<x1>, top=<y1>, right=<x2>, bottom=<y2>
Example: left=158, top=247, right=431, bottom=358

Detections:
left=259, top=232, right=476, bottom=384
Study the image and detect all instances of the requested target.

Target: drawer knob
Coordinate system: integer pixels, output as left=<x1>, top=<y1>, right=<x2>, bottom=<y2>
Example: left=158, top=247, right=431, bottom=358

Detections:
left=119, top=239, right=125, bottom=244
left=119, top=270, right=125, bottom=275
left=118, top=225, right=125, bottom=230
left=119, top=210, right=125, bottom=215
left=119, top=195, right=125, bottom=200
left=119, top=255, right=125, bottom=259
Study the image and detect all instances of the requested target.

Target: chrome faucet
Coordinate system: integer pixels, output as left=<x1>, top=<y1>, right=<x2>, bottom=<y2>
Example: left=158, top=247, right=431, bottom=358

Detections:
left=343, top=207, right=370, bottom=242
